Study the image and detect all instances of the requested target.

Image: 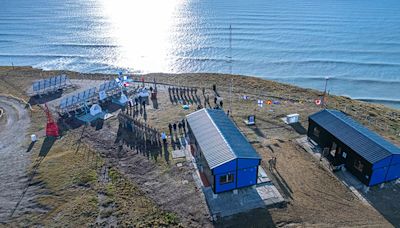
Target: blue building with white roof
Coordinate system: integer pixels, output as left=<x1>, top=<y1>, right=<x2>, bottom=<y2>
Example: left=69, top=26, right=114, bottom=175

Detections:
left=187, top=109, right=261, bottom=193
left=308, top=109, right=400, bottom=186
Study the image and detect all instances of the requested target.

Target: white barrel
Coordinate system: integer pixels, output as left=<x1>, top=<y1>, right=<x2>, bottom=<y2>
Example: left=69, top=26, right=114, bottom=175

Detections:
left=31, top=134, right=37, bottom=142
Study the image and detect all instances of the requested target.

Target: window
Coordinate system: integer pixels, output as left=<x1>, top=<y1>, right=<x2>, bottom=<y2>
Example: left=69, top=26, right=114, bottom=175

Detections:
left=313, top=127, right=320, bottom=137
left=219, top=174, right=234, bottom=184
left=354, top=160, right=364, bottom=172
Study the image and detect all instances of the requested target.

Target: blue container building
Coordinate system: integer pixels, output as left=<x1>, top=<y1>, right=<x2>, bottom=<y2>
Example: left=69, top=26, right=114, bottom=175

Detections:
left=186, top=109, right=261, bottom=193
left=308, top=109, right=400, bottom=186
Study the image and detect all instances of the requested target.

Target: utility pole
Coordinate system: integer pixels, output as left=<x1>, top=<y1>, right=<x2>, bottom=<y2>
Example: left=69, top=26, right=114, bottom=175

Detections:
left=229, top=78, right=233, bottom=115
left=229, top=24, right=232, bottom=74
left=323, top=76, right=330, bottom=108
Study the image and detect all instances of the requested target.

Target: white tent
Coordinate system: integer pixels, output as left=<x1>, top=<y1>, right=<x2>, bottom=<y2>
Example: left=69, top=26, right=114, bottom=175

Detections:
left=90, top=104, right=102, bottom=116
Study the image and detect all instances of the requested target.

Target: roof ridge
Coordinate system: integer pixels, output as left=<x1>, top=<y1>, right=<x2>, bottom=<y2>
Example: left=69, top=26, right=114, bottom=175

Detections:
left=207, top=109, right=260, bottom=159
left=205, top=109, right=238, bottom=160
left=326, top=109, right=397, bottom=154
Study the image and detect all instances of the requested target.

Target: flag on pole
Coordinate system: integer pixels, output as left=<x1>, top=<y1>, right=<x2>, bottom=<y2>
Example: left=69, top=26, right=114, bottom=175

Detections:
left=257, top=99, right=263, bottom=107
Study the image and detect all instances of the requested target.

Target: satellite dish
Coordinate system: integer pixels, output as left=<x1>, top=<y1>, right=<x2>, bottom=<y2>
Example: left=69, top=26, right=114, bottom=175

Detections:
left=90, top=104, right=102, bottom=116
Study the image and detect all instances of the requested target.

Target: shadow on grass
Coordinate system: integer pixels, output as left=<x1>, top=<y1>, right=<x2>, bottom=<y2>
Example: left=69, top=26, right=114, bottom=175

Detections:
left=248, top=125, right=266, bottom=138
left=215, top=207, right=276, bottom=228
left=271, top=169, right=293, bottom=200
left=39, top=136, right=56, bottom=157
left=151, top=98, right=158, bottom=109
left=10, top=136, right=56, bottom=218
left=289, top=122, right=307, bottom=135
left=28, top=90, right=63, bottom=105
left=26, top=141, right=36, bottom=153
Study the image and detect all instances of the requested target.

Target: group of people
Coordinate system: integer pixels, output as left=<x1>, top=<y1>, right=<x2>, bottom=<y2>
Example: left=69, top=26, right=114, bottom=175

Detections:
left=168, top=86, right=200, bottom=105
left=168, top=86, right=197, bottom=97
left=168, top=119, right=187, bottom=138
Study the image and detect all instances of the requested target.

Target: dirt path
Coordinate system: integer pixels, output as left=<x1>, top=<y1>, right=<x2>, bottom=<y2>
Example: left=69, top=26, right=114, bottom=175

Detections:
left=0, top=96, right=33, bottom=222
left=84, top=118, right=212, bottom=227
left=259, top=139, right=392, bottom=227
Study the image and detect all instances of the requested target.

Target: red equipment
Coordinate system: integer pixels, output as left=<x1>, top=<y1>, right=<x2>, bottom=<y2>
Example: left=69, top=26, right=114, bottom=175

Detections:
left=44, top=104, right=59, bottom=137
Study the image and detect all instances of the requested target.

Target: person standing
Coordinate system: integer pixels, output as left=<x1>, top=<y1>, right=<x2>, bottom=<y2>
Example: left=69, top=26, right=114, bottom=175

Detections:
left=182, top=119, right=186, bottom=134
left=178, top=122, right=182, bottom=136
left=168, top=123, right=173, bottom=135
left=173, top=122, right=177, bottom=133
left=161, top=132, right=167, bottom=144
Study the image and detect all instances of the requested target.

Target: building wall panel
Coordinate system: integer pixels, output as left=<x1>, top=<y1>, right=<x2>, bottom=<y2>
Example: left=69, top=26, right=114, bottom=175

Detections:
left=390, top=154, right=400, bottom=166
left=237, top=158, right=260, bottom=169
left=386, top=164, right=400, bottom=182
left=214, top=172, right=236, bottom=193
left=372, top=156, right=392, bottom=169
left=212, top=160, right=237, bottom=175
left=237, top=167, right=258, bottom=188
left=369, top=166, right=389, bottom=186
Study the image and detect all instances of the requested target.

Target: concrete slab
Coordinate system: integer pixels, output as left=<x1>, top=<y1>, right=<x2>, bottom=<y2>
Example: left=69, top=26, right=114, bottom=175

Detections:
left=257, top=166, right=271, bottom=183
left=172, top=149, right=186, bottom=159
left=203, top=183, right=285, bottom=218
left=184, top=140, right=285, bottom=219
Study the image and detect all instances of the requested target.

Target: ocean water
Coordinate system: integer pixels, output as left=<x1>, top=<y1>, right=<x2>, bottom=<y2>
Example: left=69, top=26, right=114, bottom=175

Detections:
left=0, top=0, right=399, bottom=108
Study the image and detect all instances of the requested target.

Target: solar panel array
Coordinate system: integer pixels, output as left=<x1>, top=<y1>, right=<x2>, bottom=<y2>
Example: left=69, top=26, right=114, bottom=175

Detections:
left=99, top=80, right=119, bottom=92
left=59, top=87, right=97, bottom=112
left=58, top=78, right=125, bottom=113
left=32, top=75, right=68, bottom=95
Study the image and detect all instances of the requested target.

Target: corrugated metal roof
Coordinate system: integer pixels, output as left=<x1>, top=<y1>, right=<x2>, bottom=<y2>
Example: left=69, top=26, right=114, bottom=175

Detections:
left=187, top=109, right=260, bottom=169
left=309, top=109, right=400, bottom=164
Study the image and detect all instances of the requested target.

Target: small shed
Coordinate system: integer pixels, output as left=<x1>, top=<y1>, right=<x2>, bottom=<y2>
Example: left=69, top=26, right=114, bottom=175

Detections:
left=187, top=109, right=261, bottom=193
left=286, top=113, right=299, bottom=124
left=308, top=109, right=400, bottom=186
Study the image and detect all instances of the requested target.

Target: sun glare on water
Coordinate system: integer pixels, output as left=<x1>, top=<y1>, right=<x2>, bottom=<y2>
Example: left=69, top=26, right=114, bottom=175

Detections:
left=100, top=0, right=184, bottom=73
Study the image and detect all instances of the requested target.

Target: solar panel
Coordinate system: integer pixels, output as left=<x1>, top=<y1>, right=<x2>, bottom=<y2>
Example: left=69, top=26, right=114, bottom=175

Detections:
left=61, top=75, right=67, bottom=85
left=66, top=97, right=73, bottom=107
left=60, top=98, right=67, bottom=109
left=33, top=81, right=40, bottom=92
left=55, top=75, right=61, bottom=87
left=45, top=79, right=51, bottom=90
left=90, top=88, right=96, bottom=97
left=38, top=80, right=43, bottom=91
left=72, top=95, right=79, bottom=104
left=99, top=83, right=106, bottom=91
left=50, top=77, right=57, bottom=87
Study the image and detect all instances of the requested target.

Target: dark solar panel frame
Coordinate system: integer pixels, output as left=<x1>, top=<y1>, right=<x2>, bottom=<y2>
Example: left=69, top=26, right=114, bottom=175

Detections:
left=32, top=75, right=71, bottom=96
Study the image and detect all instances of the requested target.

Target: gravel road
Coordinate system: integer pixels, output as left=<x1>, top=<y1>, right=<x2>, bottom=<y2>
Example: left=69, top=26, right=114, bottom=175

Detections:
left=0, top=96, right=32, bottom=222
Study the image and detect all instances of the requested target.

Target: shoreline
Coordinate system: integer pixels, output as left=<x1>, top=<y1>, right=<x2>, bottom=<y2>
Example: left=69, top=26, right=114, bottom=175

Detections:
left=6, top=65, right=400, bottom=109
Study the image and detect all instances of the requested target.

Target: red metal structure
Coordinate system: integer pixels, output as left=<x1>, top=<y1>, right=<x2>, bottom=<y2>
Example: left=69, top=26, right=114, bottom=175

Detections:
left=44, top=104, right=59, bottom=137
